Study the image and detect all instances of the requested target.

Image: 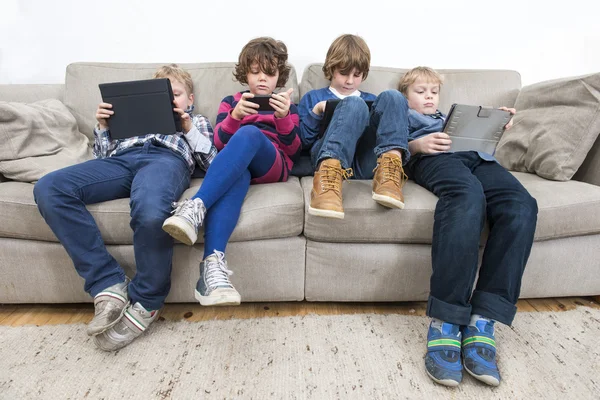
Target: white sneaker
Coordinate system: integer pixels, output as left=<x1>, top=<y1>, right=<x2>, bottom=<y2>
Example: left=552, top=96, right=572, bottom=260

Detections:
left=86, top=278, right=130, bottom=336
left=162, top=198, right=206, bottom=245
left=195, top=250, right=241, bottom=306
left=93, top=302, right=160, bottom=351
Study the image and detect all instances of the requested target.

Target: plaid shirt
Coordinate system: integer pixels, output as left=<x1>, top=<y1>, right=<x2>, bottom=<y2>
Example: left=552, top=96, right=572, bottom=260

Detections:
left=93, top=110, right=217, bottom=174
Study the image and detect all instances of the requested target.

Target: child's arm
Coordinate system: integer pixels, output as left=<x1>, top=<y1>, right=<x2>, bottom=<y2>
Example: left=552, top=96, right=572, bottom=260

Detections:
left=185, top=115, right=217, bottom=172
left=297, top=92, right=324, bottom=150
left=93, top=102, right=117, bottom=159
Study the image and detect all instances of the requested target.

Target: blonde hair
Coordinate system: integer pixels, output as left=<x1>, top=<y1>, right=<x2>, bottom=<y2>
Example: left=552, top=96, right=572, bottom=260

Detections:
left=397, top=66, right=443, bottom=96
left=153, top=64, right=194, bottom=94
left=234, top=37, right=291, bottom=88
left=322, top=34, right=371, bottom=81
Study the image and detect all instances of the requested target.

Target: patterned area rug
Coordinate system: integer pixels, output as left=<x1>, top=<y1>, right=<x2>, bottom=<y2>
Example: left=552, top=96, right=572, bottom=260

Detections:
left=1, top=307, right=599, bottom=399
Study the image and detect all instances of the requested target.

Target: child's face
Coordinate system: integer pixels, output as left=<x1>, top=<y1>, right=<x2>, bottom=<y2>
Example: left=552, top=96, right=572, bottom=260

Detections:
left=406, top=78, right=440, bottom=115
left=170, top=78, right=194, bottom=111
left=246, top=62, right=279, bottom=95
left=330, top=68, right=364, bottom=95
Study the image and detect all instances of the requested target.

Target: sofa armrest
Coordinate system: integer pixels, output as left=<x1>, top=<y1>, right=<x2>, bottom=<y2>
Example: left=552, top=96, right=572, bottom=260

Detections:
left=573, top=135, right=600, bottom=187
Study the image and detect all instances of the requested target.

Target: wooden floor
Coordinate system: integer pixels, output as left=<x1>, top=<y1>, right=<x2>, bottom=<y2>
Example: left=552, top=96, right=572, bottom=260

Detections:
left=1, top=297, right=599, bottom=327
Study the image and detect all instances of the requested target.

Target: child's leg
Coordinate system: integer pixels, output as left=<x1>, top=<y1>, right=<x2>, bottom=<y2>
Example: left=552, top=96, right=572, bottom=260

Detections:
left=461, top=160, right=537, bottom=386
left=354, top=90, right=410, bottom=208
left=127, top=145, right=191, bottom=311
left=309, top=96, right=369, bottom=219
left=163, top=126, right=278, bottom=244
left=33, top=156, right=133, bottom=298
left=94, top=144, right=190, bottom=352
left=471, top=160, right=538, bottom=325
left=202, top=170, right=251, bottom=259
left=195, top=125, right=278, bottom=208
left=406, top=152, right=487, bottom=326
left=310, top=96, right=369, bottom=171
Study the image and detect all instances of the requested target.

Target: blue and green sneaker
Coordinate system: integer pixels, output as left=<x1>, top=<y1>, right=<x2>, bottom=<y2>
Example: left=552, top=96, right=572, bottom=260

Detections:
left=425, top=319, right=463, bottom=387
left=461, top=315, right=501, bottom=386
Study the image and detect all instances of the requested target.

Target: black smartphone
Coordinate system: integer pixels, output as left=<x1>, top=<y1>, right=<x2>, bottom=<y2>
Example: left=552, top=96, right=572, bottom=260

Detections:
left=247, top=94, right=274, bottom=112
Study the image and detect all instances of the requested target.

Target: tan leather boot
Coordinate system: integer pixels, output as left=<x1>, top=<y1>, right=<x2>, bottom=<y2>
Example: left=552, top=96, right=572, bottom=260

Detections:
left=372, top=153, right=407, bottom=209
left=309, top=158, right=353, bottom=219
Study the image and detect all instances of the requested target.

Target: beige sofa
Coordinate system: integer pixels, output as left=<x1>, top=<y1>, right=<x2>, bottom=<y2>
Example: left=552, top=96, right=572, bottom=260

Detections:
left=1, top=62, right=599, bottom=304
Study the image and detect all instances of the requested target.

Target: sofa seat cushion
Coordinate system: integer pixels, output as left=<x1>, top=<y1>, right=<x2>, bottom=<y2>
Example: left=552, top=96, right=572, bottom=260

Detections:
left=0, top=177, right=304, bottom=244
left=301, top=172, right=600, bottom=243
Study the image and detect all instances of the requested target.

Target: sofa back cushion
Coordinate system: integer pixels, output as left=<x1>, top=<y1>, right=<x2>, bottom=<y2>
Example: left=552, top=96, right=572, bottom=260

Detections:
left=299, top=64, right=521, bottom=114
left=495, top=73, right=600, bottom=181
left=64, top=62, right=300, bottom=140
left=0, top=99, right=92, bottom=182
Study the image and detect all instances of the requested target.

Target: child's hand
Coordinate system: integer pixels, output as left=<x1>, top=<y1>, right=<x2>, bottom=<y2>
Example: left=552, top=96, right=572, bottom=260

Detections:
left=232, top=92, right=259, bottom=120
left=499, top=107, right=517, bottom=130
left=312, top=101, right=327, bottom=116
left=411, top=133, right=452, bottom=154
left=173, top=102, right=192, bottom=134
left=271, top=88, right=294, bottom=119
left=96, top=102, right=114, bottom=130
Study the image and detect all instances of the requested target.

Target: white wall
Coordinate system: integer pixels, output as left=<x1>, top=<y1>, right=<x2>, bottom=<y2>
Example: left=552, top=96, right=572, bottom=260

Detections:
left=1, top=0, right=598, bottom=86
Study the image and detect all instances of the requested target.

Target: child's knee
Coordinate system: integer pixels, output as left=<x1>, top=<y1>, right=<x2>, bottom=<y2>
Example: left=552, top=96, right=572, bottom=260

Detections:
left=378, top=89, right=408, bottom=108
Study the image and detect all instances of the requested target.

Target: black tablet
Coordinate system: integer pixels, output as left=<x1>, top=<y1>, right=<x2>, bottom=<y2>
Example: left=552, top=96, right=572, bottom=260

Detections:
left=319, top=98, right=374, bottom=137
left=99, top=78, right=182, bottom=140
left=247, top=94, right=275, bottom=112
left=442, top=104, right=511, bottom=154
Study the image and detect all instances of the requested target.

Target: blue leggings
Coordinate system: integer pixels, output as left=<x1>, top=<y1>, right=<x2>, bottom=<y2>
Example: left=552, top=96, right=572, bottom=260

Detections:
left=193, top=126, right=278, bottom=258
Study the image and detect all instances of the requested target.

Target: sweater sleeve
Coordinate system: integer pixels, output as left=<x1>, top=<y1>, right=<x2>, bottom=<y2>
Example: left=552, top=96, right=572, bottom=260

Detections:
left=273, top=104, right=302, bottom=161
left=298, top=91, right=324, bottom=151
left=213, top=95, right=241, bottom=150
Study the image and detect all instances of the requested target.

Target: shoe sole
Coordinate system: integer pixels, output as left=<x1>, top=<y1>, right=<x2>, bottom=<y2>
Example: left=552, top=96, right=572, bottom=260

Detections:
left=308, top=206, right=344, bottom=219
left=464, top=366, right=500, bottom=386
left=162, top=218, right=197, bottom=246
left=195, top=289, right=241, bottom=306
left=425, top=369, right=461, bottom=387
left=372, top=192, right=405, bottom=209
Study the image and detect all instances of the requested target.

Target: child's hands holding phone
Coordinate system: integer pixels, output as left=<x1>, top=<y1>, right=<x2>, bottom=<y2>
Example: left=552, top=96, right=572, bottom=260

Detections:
left=270, top=88, right=294, bottom=119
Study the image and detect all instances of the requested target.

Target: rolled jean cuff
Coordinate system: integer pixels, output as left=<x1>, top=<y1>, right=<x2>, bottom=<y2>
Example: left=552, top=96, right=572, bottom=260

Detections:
left=470, top=290, right=518, bottom=326
left=375, top=145, right=410, bottom=164
left=426, top=295, right=472, bottom=326
left=315, top=151, right=347, bottom=169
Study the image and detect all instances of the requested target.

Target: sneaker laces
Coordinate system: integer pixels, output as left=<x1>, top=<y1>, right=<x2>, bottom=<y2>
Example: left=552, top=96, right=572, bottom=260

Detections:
left=204, top=250, right=234, bottom=289
left=320, top=164, right=353, bottom=193
left=170, top=198, right=205, bottom=228
left=374, top=156, right=407, bottom=188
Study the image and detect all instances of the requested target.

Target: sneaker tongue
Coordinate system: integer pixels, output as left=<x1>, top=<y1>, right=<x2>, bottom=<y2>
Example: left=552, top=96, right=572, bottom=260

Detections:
left=475, top=319, right=495, bottom=335
left=441, top=322, right=460, bottom=336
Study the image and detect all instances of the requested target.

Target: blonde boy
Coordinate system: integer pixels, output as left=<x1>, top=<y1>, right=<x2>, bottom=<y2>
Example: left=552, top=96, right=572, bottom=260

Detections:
left=34, top=64, right=216, bottom=351
left=399, top=66, right=537, bottom=387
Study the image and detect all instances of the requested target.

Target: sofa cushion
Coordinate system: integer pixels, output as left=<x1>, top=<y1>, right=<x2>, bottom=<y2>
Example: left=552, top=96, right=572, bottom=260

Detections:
left=0, top=177, right=304, bottom=244
left=0, top=99, right=92, bottom=182
left=299, top=64, right=521, bottom=114
left=301, top=172, right=600, bottom=243
left=495, top=73, right=600, bottom=181
left=64, top=62, right=300, bottom=141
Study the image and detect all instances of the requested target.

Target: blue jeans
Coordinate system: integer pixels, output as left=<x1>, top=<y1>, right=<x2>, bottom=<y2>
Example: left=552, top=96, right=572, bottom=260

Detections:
left=405, top=152, right=538, bottom=326
left=33, top=142, right=191, bottom=310
left=310, top=90, right=410, bottom=179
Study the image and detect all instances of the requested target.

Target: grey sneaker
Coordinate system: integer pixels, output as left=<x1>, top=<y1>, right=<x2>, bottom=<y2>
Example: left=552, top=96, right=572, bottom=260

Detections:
left=195, top=250, right=241, bottom=306
left=93, top=302, right=160, bottom=352
left=162, top=198, right=206, bottom=246
left=86, top=278, right=130, bottom=336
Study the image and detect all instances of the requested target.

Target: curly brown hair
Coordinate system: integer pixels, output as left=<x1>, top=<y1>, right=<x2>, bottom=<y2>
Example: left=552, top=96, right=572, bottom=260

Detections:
left=322, top=34, right=371, bottom=81
left=233, top=37, right=291, bottom=88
